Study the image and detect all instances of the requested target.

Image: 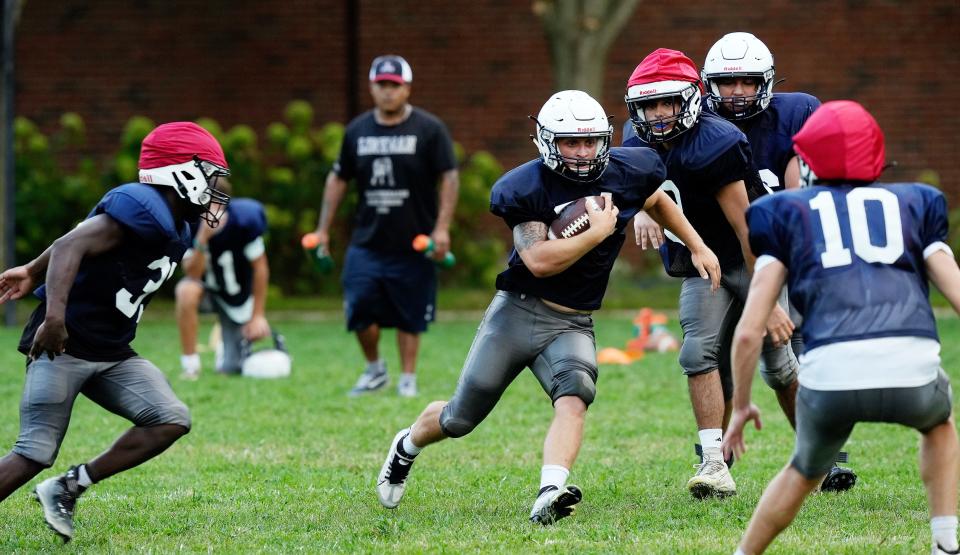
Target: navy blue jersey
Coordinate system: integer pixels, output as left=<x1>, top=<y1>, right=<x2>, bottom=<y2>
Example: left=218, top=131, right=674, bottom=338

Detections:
left=203, top=198, right=267, bottom=324
left=729, top=93, right=820, bottom=192
left=624, top=111, right=764, bottom=276
left=748, top=183, right=947, bottom=351
left=19, top=184, right=192, bottom=361
left=490, top=147, right=665, bottom=310
left=334, top=107, right=457, bottom=254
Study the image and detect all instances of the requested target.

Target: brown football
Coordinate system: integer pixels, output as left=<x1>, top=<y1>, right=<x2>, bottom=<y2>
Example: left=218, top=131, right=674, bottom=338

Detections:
left=548, top=195, right=606, bottom=240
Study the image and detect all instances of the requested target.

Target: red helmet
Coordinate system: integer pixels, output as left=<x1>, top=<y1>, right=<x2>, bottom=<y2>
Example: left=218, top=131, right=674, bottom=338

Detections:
left=624, top=49, right=704, bottom=143
left=792, top=100, right=885, bottom=185
left=139, top=122, right=231, bottom=225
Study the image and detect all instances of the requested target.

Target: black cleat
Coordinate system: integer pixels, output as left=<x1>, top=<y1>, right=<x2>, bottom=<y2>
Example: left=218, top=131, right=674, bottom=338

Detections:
left=529, top=485, right=583, bottom=525
left=820, top=465, right=857, bottom=493
left=33, top=466, right=86, bottom=542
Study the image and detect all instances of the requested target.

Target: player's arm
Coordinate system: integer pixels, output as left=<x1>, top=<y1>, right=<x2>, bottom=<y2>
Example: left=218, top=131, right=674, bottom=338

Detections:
left=243, top=253, right=271, bottom=341
left=715, top=180, right=755, bottom=271
left=32, top=214, right=126, bottom=359
left=514, top=194, right=619, bottom=277
left=926, top=249, right=960, bottom=315
left=0, top=244, right=53, bottom=304
left=784, top=156, right=801, bottom=190
left=430, top=169, right=460, bottom=258
left=313, top=171, right=348, bottom=252
left=723, top=257, right=788, bottom=459
left=643, top=190, right=720, bottom=291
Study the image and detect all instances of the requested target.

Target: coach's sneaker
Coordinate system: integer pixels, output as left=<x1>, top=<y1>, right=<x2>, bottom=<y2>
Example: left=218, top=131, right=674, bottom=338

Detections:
left=529, top=484, right=583, bottom=525
left=377, top=428, right=417, bottom=508
left=934, top=543, right=960, bottom=554
left=687, top=457, right=736, bottom=499
left=33, top=466, right=86, bottom=542
left=397, top=374, right=417, bottom=397
left=349, top=364, right=388, bottom=397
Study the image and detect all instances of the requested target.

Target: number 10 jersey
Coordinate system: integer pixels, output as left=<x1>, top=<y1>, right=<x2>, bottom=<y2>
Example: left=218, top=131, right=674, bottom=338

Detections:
left=747, top=182, right=948, bottom=352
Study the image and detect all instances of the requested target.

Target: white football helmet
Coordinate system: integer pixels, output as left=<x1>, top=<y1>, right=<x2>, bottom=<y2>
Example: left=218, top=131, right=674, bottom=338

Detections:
left=532, top=90, right=613, bottom=182
left=702, top=32, right=776, bottom=120
left=624, top=80, right=702, bottom=143
left=240, top=332, right=292, bottom=379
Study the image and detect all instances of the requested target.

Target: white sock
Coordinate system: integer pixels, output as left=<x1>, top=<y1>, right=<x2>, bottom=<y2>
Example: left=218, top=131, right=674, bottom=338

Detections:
left=77, top=464, right=93, bottom=488
left=733, top=548, right=747, bottom=555
left=181, top=353, right=201, bottom=373
left=932, top=515, right=959, bottom=551
left=539, top=465, right=569, bottom=492
left=366, top=359, right=385, bottom=374
left=401, top=432, right=422, bottom=457
left=699, top=428, right=723, bottom=459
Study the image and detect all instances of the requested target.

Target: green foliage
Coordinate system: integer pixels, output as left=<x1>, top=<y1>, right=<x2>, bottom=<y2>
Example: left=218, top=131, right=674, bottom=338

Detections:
left=12, top=102, right=506, bottom=294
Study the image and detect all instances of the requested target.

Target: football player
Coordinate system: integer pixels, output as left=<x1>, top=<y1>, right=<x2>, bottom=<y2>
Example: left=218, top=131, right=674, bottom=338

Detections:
left=623, top=48, right=799, bottom=499
left=726, top=100, right=959, bottom=555
left=0, top=122, right=230, bottom=542
left=175, top=179, right=271, bottom=378
left=701, top=32, right=856, bottom=492
left=376, top=90, right=721, bottom=524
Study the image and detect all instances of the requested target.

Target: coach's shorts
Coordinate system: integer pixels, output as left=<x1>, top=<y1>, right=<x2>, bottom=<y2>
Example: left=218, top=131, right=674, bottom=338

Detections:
left=14, top=354, right=191, bottom=467
left=439, top=291, right=597, bottom=438
left=791, top=370, right=953, bottom=478
left=678, top=263, right=798, bottom=394
left=342, top=245, right=437, bottom=334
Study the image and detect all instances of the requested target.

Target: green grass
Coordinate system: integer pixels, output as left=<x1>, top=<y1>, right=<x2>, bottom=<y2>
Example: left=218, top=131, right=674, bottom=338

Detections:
left=0, top=302, right=957, bottom=553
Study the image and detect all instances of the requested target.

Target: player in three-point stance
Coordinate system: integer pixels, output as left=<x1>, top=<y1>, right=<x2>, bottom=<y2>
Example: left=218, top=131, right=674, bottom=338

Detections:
left=698, top=32, right=856, bottom=491
left=725, top=100, right=960, bottom=555
left=623, top=48, right=800, bottom=499
left=0, top=122, right=230, bottom=542
left=376, top=90, right=721, bottom=524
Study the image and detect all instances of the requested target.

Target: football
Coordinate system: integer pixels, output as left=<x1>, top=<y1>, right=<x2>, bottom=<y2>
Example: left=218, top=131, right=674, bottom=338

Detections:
left=547, top=195, right=606, bottom=240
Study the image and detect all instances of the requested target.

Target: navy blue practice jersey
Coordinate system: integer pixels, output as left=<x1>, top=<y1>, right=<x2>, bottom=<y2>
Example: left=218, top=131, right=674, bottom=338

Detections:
left=733, top=93, right=820, bottom=193
left=624, top=111, right=765, bottom=276
left=491, top=147, right=665, bottom=311
left=748, top=183, right=947, bottom=351
left=334, top=107, right=457, bottom=254
left=203, top=198, right=267, bottom=324
left=19, top=183, right=192, bottom=361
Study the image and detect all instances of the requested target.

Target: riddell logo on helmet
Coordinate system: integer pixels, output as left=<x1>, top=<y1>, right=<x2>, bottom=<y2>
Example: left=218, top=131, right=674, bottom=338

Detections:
left=635, top=89, right=658, bottom=95
left=140, top=174, right=154, bottom=183
left=723, top=66, right=743, bottom=71
left=578, top=127, right=596, bottom=132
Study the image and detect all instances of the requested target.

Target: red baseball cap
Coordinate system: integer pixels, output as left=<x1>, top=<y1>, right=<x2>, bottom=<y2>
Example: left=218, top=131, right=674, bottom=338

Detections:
left=369, top=55, right=413, bottom=84
left=627, top=48, right=704, bottom=93
left=139, top=122, right=227, bottom=169
left=792, top=100, right=885, bottom=182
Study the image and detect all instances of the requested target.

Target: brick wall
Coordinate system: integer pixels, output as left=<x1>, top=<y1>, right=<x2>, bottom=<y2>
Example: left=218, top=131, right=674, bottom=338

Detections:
left=16, top=0, right=960, bottom=198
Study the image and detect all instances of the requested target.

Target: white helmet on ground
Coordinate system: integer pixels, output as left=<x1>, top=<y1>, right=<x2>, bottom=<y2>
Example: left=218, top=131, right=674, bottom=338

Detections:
left=240, top=332, right=292, bottom=379
left=702, top=32, right=776, bottom=120
left=532, top=90, right=613, bottom=182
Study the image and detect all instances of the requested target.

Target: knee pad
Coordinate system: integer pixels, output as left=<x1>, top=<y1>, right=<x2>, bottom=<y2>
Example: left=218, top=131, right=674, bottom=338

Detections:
left=140, top=402, right=192, bottom=431
left=438, top=404, right=477, bottom=438
left=550, top=360, right=597, bottom=407
left=760, top=360, right=798, bottom=391
left=678, top=337, right=718, bottom=375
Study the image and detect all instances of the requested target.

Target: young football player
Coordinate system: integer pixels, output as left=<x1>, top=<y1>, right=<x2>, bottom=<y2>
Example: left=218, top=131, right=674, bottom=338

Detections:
left=726, top=100, right=959, bottom=555
left=0, top=122, right=230, bottom=542
left=175, top=180, right=271, bottom=378
left=623, top=48, right=799, bottom=499
left=375, top=90, right=721, bottom=524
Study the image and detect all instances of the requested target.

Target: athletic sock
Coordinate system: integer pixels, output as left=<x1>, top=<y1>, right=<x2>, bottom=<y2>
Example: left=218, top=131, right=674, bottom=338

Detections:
left=698, top=428, right=723, bottom=460
left=400, top=432, right=422, bottom=457
left=539, top=464, right=569, bottom=492
left=181, top=353, right=201, bottom=373
left=733, top=548, right=747, bottom=555
left=932, top=515, right=959, bottom=551
left=366, top=359, right=385, bottom=374
left=76, top=464, right=94, bottom=488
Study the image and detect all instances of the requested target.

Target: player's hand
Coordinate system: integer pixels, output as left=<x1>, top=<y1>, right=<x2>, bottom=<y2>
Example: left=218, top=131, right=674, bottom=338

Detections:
left=242, top=315, right=271, bottom=342
left=314, top=230, right=331, bottom=255
left=690, top=246, right=721, bottom=292
left=722, top=403, right=763, bottom=460
left=764, top=304, right=794, bottom=346
left=0, top=265, right=36, bottom=304
left=586, top=192, right=619, bottom=241
left=30, top=318, right=68, bottom=361
left=633, top=210, right=664, bottom=250
left=430, top=228, right=451, bottom=259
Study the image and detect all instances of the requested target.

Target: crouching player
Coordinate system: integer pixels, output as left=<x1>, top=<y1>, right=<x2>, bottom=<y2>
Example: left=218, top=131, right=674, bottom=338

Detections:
left=375, top=90, right=721, bottom=524
left=725, top=100, right=960, bottom=554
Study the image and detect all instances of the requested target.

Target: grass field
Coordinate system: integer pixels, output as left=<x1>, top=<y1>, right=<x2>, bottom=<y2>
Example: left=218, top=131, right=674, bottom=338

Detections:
left=0, top=302, right=957, bottom=553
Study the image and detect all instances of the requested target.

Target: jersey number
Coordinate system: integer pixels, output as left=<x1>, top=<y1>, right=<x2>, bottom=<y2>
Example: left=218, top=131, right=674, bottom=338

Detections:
left=659, top=180, right=685, bottom=245
left=207, top=251, right=242, bottom=296
left=115, top=256, right=178, bottom=322
left=809, top=189, right=904, bottom=269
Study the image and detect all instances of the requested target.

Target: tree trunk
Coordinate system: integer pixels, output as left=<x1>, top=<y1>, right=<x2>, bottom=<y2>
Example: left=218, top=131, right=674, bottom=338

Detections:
left=534, top=0, right=641, bottom=99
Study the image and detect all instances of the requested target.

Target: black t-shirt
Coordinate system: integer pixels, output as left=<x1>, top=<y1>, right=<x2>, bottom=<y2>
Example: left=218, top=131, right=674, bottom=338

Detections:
left=334, top=107, right=457, bottom=253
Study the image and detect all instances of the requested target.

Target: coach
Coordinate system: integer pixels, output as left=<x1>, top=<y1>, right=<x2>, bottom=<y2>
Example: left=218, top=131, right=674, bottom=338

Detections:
left=314, top=54, right=459, bottom=398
